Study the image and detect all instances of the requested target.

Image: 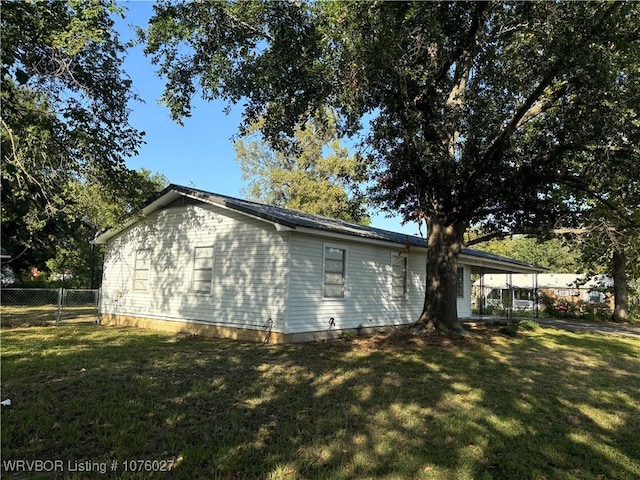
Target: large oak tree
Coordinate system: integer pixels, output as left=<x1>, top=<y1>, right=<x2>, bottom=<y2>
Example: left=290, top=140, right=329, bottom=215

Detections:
left=144, top=1, right=640, bottom=330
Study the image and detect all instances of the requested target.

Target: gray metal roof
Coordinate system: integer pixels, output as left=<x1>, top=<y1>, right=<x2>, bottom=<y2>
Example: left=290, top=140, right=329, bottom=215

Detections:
left=158, top=184, right=542, bottom=272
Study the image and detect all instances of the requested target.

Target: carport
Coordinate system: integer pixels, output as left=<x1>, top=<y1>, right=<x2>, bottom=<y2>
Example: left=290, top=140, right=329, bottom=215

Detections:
left=460, top=249, right=544, bottom=320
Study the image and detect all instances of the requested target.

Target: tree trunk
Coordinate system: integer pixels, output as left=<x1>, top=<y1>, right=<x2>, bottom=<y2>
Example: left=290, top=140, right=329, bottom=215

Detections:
left=89, top=244, right=103, bottom=290
left=612, top=246, right=628, bottom=322
left=416, top=217, right=466, bottom=332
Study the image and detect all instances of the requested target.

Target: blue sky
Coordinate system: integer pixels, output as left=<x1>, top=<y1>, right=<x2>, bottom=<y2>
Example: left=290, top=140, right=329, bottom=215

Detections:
left=113, top=2, right=419, bottom=236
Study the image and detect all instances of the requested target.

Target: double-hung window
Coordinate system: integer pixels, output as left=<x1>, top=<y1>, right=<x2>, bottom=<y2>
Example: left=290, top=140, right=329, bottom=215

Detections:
left=192, top=246, right=214, bottom=294
left=324, top=246, right=346, bottom=298
left=391, top=254, right=408, bottom=299
left=133, top=249, right=151, bottom=291
left=456, top=267, right=465, bottom=298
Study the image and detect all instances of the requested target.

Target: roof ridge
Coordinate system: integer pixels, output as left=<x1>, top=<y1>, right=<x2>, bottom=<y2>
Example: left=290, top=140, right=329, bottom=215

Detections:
left=170, top=183, right=376, bottom=228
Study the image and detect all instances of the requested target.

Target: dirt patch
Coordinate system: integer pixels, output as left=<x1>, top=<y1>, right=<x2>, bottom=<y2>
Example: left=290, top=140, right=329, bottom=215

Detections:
left=326, top=325, right=503, bottom=352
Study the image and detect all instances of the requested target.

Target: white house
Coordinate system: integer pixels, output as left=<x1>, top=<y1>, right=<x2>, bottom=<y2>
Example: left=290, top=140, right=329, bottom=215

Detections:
left=474, top=273, right=613, bottom=311
left=95, top=185, right=541, bottom=342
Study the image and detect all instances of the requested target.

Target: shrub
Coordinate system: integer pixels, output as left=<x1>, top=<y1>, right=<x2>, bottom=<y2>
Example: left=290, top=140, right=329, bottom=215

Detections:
left=517, top=319, right=540, bottom=331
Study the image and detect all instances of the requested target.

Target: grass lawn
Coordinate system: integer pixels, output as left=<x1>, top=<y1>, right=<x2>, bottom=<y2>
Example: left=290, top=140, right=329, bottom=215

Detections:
left=1, top=324, right=639, bottom=479
left=1, top=305, right=98, bottom=327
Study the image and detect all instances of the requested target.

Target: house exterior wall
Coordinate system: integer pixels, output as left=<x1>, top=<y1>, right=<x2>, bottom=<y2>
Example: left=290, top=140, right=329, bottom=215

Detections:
left=286, top=233, right=472, bottom=334
left=286, top=233, right=425, bottom=335
left=100, top=203, right=290, bottom=335
left=457, top=267, right=472, bottom=318
left=100, top=201, right=476, bottom=341
left=539, top=287, right=613, bottom=309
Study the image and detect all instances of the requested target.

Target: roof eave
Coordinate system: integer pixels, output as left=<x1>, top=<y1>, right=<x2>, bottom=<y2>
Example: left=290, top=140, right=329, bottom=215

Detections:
left=459, top=251, right=544, bottom=274
left=93, top=186, right=296, bottom=245
left=294, top=226, right=427, bottom=251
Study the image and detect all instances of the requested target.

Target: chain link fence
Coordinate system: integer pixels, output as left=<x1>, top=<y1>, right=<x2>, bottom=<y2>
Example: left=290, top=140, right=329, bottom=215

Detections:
left=0, top=288, right=100, bottom=327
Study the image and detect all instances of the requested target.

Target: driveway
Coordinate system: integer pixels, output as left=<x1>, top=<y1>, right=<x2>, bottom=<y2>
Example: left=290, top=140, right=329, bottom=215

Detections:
left=463, top=316, right=640, bottom=338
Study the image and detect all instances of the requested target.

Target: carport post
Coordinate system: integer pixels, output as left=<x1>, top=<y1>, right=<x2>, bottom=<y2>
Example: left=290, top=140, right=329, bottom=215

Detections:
left=479, top=268, right=485, bottom=320
left=507, top=271, right=513, bottom=320
left=534, top=273, right=539, bottom=319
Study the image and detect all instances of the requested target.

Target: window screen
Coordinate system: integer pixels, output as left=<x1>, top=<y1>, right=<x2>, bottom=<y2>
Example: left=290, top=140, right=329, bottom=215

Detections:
left=133, top=249, right=150, bottom=291
left=192, top=246, right=214, bottom=294
left=324, top=247, right=345, bottom=298
left=392, top=255, right=407, bottom=298
left=457, top=267, right=465, bottom=298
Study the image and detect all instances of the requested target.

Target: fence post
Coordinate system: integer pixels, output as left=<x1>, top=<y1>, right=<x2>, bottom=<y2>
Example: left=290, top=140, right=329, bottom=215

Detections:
left=95, top=288, right=102, bottom=324
left=55, top=288, right=63, bottom=324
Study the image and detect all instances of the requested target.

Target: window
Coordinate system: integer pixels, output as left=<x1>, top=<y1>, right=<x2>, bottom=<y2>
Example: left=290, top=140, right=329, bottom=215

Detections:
left=391, top=254, right=407, bottom=298
left=456, top=267, right=465, bottom=298
left=192, top=246, right=214, bottom=294
left=554, top=289, right=574, bottom=298
left=514, top=288, right=533, bottom=301
left=133, top=249, right=150, bottom=291
left=589, top=291, right=603, bottom=304
left=324, top=246, right=346, bottom=298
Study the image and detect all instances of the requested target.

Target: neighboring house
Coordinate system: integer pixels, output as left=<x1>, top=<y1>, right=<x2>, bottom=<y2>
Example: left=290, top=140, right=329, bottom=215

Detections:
left=474, top=273, right=613, bottom=311
left=95, top=184, right=542, bottom=342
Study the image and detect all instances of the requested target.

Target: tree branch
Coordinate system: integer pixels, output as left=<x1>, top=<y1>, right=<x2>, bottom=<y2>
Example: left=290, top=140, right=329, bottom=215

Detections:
left=433, top=2, right=489, bottom=84
left=556, top=174, right=629, bottom=218
left=515, top=80, right=572, bottom=128
left=466, top=230, right=513, bottom=246
left=485, top=70, right=558, bottom=163
left=223, top=9, right=274, bottom=42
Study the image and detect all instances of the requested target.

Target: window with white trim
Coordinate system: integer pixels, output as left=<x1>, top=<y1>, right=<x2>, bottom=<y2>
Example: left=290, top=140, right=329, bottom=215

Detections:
left=191, top=246, right=215, bottom=294
left=133, top=249, right=151, bottom=291
left=554, top=289, right=574, bottom=297
left=589, top=290, right=603, bottom=304
left=391, top=254, right=408, bottom=299
left=324, top=246, right=346, bottom=298
left=456, top=267, right=465, bottom=298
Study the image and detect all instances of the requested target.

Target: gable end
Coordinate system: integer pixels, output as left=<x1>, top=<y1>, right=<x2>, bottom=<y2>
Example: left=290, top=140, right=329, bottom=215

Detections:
left=162, top=195, right=205, bottom=210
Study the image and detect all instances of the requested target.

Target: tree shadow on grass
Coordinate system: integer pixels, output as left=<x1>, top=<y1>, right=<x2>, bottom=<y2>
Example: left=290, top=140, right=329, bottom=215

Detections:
left=1, top=325, right=639, bottom=479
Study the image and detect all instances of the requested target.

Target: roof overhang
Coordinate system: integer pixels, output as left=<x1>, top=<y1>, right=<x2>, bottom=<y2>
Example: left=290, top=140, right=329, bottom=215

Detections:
left=460, top=251, right=544, bottom=275
left=294, top=226, right=426, bottom=251
left=93, top=186, right=294, bottom=245
left=92, top=185, right=544, bottom=275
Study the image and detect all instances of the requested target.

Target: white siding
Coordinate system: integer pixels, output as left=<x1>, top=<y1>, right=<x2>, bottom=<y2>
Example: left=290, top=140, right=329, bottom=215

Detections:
left=457, top=266, right=472, bottom=318
left=101, top=203, right=289, bottom=332
left=287, top=233, right=425, bottom=334
left=101, top=203, right=476, bottom=335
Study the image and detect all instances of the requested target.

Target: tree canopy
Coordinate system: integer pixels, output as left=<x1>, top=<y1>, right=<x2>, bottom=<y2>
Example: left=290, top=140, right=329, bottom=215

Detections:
left=473, top=236, right=583, bottom=274
left=43, top=170, right=167, bottom=288
left=1, top=0, right=145, bottom=269
left=144, top=1, right=640, bottom=329
left=235, top=112, right=369, bottom=224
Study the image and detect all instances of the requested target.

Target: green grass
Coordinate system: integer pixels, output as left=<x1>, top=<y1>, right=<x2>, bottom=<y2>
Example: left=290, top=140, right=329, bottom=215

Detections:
left=1, top=305, right=98, bottom=327
left=1, top=324, right=639, bottom=479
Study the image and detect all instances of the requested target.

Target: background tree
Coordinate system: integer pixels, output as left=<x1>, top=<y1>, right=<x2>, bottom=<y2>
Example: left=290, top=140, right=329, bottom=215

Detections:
left=473, top=236, right=583, bottom=273
left=44, top=170, right=167, bottom=288
left=557, top=161, right=640, bottom=321
left=235, top=112, right=369, bottom=224
left=548, top=37, right=640, bottom=322
left=144, top=1, right=640, bottom=331
left=574, top=226, right=640, bottom=322
left=1, top=0, right=145, bottom=274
